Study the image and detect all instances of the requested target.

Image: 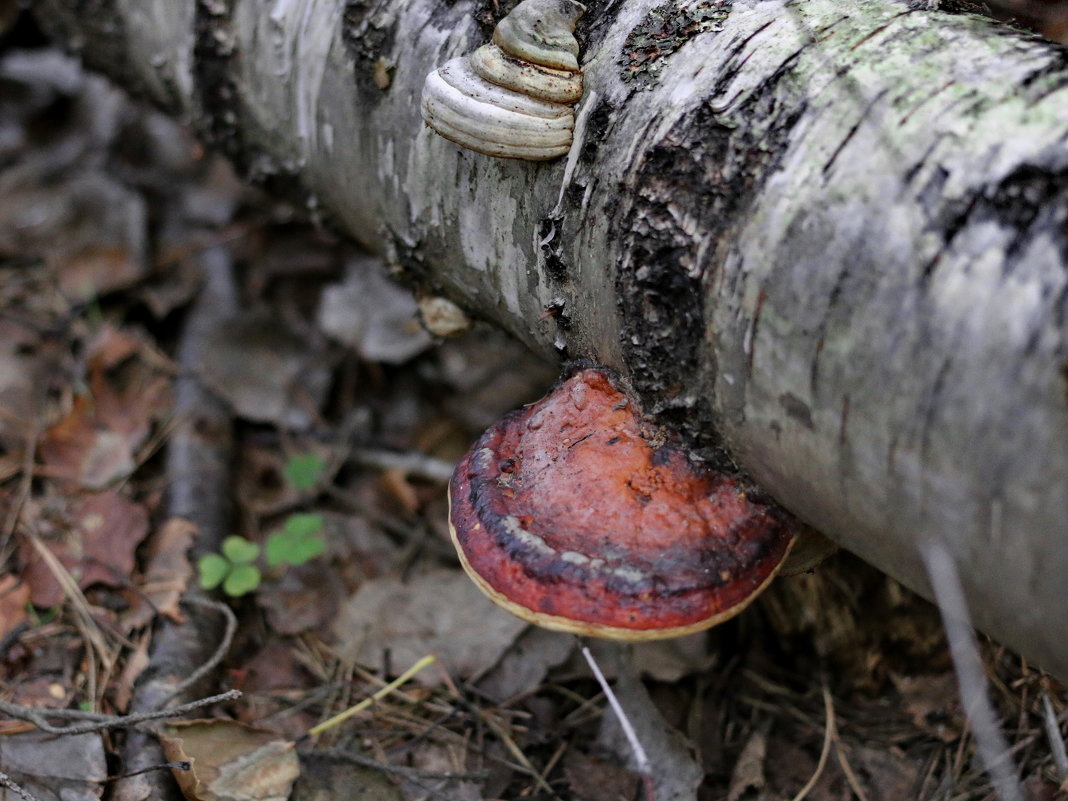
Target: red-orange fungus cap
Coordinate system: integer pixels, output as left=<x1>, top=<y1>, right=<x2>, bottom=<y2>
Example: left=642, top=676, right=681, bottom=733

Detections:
left=448, top=368, right=799, bottom=640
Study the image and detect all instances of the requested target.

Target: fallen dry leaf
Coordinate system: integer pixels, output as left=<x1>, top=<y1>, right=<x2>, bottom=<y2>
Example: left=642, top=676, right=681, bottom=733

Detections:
left=121, top=516, right=197, bottom=630
left=199, top=310, right=331, bottom=431
left=595, top=656, right=704, bottom=801
left=477, top=626, right=575, bottom=702
left=0, top=169, right=148, bottom=304
left=632, top=632, right=713, bottom=683
left=0, top=319, right=46, bottom=450
left=236, top=641, right=319, bottom=738
left=0, top=572, right=30, bottom=640
left=333, top=569, right=527, bottom=684
left=22, top=490, right=150, bottom=608
left=292, top=754, right=402, bottom=801
left=0, top=729, right=106, bottom=801
left=37, top=395, right=136, bottom=490
left=890, top=671, right=964, bottom=742
left=727, top=728, right=768, bottom=801
left=563, top=750, right=640, bottom=801
left=256, top=561, right=343, bottom=636
left=846, top=742, right=923, bottom=801
left=159, top=719, right=300, bottom=801
left=112, top=630, right=151, bottom=712
left=317, top=256, right=432, bottom=364
left=39, top=326, right=173, bottom=489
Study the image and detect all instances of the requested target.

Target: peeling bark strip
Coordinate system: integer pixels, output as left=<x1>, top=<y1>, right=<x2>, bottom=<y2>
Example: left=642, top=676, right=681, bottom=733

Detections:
left=33, top=0, right=1068, bottom=679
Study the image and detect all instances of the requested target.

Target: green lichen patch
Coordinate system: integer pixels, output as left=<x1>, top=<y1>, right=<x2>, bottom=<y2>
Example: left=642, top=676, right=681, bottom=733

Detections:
left=619, top=0, right=731, bottom=88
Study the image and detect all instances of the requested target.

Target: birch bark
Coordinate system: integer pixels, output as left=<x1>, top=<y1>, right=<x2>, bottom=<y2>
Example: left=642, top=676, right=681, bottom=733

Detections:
left=36, top=0, right=1068, bottom=678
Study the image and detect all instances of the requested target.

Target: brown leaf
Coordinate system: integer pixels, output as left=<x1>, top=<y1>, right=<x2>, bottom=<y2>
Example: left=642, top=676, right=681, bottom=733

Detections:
left=563, top=750, right=640, bottom=801
left=199, top=310, right=331, bottom=431
left=292, top=754, right=403, bottom=801
left=38, top=395, right=136, bottom=489
left=237, top=641, right=318, bottom=737
left=159, top=719, right=300, bottom=801
left=316, top=257, right=432, bottom=364
left=22, top=490, right=149, bottom=608
left=235, top=445, right=303, bottom=516
left=333, top=570, right=527, bottom=684
left=112, top=631, right=151, bottom=713
left=0, top=319, right=46, bottom=450
left=256, top=562, right=342, bottom=636
left=727, top=729, right=767, bottom=801
left=890, top=671, right=964, bottom=742
left=39, top=326, right=173, bottom=489
left=846, top=743, right=923, bottom=801
left=58, top=243, right=143, bottom=303
left=121, top=517, right=197, bottom=630
left=0, top=573, right=30, bottom=640
left=477, top=626, right=575, bottom=702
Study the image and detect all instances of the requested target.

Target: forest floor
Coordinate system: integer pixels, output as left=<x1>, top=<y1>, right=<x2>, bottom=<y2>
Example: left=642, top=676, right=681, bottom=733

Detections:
left=1, top=8, right=1067, bottom=801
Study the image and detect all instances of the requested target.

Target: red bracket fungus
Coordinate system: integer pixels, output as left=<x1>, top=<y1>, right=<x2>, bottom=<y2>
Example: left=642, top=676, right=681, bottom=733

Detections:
left=448, top=367, right=805, bottom=640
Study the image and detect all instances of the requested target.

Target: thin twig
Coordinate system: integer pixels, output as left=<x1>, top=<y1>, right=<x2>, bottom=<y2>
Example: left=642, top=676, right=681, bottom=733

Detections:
left=347, top=447, right=455, bottom=484
left=1042, top=692, right=1068, bottom=779
left=834, top=743, right=871, bottom=801
left=154, top=598, right=237, bottom=709
left=308, top=654, right=436, bottom=736
left=23, top=532, right=116, bottom=704
left=790, top=683, right=835, bottom=801
left=920, top=539, right=1025, bottom=801
left=300, top=747, right=488, bottom=781
left=0, top=690, right=241, bottom=735
left=471, top=706, right=557, bottom=796
left=581, top=646, right=656, bottom=801
left=0, top=771, right=40, bottom=801
left=107, top=762, right=191, bottom=781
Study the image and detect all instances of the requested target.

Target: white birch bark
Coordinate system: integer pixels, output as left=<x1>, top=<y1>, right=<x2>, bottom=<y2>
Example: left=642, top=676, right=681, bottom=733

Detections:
left=36, top=0, right=1068, bottom=678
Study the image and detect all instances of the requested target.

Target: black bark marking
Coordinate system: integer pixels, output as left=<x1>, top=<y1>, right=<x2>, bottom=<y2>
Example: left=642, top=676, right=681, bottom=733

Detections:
left=823, top=88, right=888, bottom=176
left=41, top=0, right=166, bottom=110
left=618, top=0, right=732, bottom=88
left=342, top=0, right=400, bottom=105
left=838, top=394, right=850, bottom=448
left=192, top=1, right=308, bottom=207
left=920, top=356, right=953, bottom=459
left=538, top=218, right=570, bottom=284
left=780, top=392, right=815, bottom=429
left=898, top=80, right=956, bottom=127
left=747, top=288, right=766, bottom=376
left=810, top=262, right=852, bottom=393
left=192, top=0, right=246, bottom=168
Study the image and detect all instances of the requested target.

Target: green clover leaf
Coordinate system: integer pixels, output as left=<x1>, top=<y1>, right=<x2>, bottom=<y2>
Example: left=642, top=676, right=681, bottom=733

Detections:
left=198, top=553, right=231, bottom=590
left=223, top=564, right=262, bottom=597
left=222, top=535, right=260, bottom=564
left=284, top=453, right=326, bottom=491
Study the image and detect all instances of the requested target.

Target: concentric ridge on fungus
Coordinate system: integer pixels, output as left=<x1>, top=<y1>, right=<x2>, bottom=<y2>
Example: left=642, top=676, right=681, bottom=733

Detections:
left=448, top=368, right=801, bottom=640
left=420, top=0, right=586, bottom=160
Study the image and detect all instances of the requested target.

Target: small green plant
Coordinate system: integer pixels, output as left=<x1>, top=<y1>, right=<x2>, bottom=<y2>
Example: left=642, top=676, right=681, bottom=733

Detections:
left=283, top=452, right=326, bottom=491
left=198, top=516, right=327, bottom=597
left=198, top=536, right=262, bottom=597
left=198, top=452, right=329, bottom=597
left=266, top=513, right=326, bottom=567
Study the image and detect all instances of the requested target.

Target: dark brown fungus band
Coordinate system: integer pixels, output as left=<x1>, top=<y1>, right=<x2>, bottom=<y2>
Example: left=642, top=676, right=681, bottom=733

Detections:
left=448, top=367, right=805, bottom=640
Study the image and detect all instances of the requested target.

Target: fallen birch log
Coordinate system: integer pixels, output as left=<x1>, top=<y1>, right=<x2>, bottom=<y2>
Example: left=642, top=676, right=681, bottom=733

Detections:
left=35, top=0, right=1068, bottom=678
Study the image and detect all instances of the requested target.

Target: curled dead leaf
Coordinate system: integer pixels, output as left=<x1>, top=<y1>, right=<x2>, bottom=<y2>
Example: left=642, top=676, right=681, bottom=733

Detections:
left=159, top=719, right=300, bottom=801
